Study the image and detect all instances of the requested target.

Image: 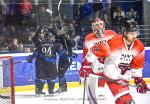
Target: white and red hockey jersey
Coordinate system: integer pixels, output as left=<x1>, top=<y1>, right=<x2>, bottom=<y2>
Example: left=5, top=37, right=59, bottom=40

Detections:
left=103, top=36, right=145, bottom=80
left=80, top=30, right=119, bottom=77
left=82, top=30, right=119, bottom=59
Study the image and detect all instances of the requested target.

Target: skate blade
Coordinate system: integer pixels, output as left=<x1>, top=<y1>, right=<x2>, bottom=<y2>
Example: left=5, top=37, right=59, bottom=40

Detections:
left=35, top=94, right=46, bottom=97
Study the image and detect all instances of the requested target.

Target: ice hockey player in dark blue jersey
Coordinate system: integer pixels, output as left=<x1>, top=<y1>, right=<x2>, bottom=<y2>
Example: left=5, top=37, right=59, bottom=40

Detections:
left=55, top=30, right=78, bottom=93
left=27, top=26, right=67, bottom=96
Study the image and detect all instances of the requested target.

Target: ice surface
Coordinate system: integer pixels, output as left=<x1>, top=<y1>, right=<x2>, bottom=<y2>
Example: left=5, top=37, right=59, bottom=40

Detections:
left=15, top=85, right=150, bottom=104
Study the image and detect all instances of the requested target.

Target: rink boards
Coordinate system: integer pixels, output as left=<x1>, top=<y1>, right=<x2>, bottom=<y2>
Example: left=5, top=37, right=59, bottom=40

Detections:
left=0, top=47, right=150, bottom=88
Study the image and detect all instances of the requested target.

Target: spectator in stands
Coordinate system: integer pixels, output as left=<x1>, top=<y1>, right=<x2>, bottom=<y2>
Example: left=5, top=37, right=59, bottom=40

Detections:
left=73, top=35, right=80, bottom=50
left=112, top=6, right=125, bottom=34
left=19, top=0, right=32, bottom=16
left=113, top=6, right=125, bottom=23
left=76, top=0, right=94, bottom=21
left=28, top=31, right=36, bottom=43
left=66, top=23, right=81, bottom=50
left=24, top=47, right=31, bottom=52
left=77, top=0, right=85, bottom=19
left=8, top=38, right=24, bottom=53
left=6, top=0, right=22, bottom=25
left=102, top=2, right=113, bottom=27
left=0, top=35, right=7, bottom=52
left=103, top=13, right=111, bottom=29
left=7, top=25, right=18, bottom=38
left=126, top=7, right=138, bottom=21
left=67, top=23, right=75, bottom=38
left=27, top=30, right=36, bottom=52
left=93, top=0, right=103, bottom=18
left=38, top=5, right=51, bottom=26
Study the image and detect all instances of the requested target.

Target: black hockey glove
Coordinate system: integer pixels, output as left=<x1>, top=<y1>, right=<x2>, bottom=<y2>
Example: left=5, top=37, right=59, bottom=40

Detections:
left=72, top=52, right=78, bottom=58
left=27, top=55, right=34, bottom=63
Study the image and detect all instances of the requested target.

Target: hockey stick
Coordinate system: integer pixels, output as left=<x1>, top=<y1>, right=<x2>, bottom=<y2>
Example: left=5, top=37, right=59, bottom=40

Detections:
left=98, top=76, right=150, bottom=91
left=13, top=60, right=28, bottom=64
left=57, top=0, right=70, bottom=62
left=58, top=0, right=63, bottom=28
left=78, top=69, right=88, bottom=104
left=46, top=9, right=53, bottom=15
left=79, top=69, right=93, bottom=104
left=46, top=9, right=59, bottom=31
left=83, top=74, right=87, bottom=104
left=0, top=94, right=10, bottom=99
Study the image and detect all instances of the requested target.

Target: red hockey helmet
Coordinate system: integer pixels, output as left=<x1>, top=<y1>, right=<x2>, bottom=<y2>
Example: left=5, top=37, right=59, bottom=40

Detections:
left=92, top=18, right=105, bottom=38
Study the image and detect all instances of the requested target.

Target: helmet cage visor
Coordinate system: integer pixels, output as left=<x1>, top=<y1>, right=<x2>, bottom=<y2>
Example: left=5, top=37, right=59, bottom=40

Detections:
left=92, top=20, right=105, bottom=37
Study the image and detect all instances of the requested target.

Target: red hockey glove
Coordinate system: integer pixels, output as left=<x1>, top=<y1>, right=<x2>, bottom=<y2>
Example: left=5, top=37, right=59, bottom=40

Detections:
left=98, top=57, right=105, bottom=64
left=134, top=77, right=149, bottom=94
left=79, top=60, right=93, bottom=78
left=71, top=52, right=78, bottom=58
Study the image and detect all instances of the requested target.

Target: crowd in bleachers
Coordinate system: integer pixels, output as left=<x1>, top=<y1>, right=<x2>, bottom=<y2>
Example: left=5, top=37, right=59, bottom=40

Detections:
left=72, top=0, right=140, bottom=49
left=0, top=0, right=144, bottom=53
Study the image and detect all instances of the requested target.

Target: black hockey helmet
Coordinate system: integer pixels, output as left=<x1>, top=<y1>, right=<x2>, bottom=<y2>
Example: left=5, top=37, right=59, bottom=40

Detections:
left=123, top=20, right=139, bottom=32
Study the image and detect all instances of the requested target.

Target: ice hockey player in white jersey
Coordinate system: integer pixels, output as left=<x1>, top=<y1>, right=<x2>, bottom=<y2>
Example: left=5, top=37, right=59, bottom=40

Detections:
left=91, top=20, right=149, bottom=104
left=79, top=17, right=119, bottom=78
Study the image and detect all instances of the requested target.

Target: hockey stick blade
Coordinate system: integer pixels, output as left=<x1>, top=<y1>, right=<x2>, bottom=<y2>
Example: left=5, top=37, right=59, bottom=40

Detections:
left=98, top=76, right=150, bottom=91
left=14, top=60, right=28, bottom=64
left=57, top=0, right=64, bottom=29
left=0, top=95, right=11, bottom=99
left=46, top=9, right=53, bottom=15
left=128, top=84, right=150, bottom=91
left=58, top=0, right=62, bottom=10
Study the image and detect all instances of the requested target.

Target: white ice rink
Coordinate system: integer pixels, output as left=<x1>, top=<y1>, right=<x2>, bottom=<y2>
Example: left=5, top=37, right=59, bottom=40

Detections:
left=15, top=85, right=150, bottom=104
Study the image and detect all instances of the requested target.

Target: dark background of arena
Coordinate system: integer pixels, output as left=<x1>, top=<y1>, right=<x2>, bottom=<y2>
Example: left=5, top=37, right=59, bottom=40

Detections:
left=0, top=0, right=150, bottom=53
